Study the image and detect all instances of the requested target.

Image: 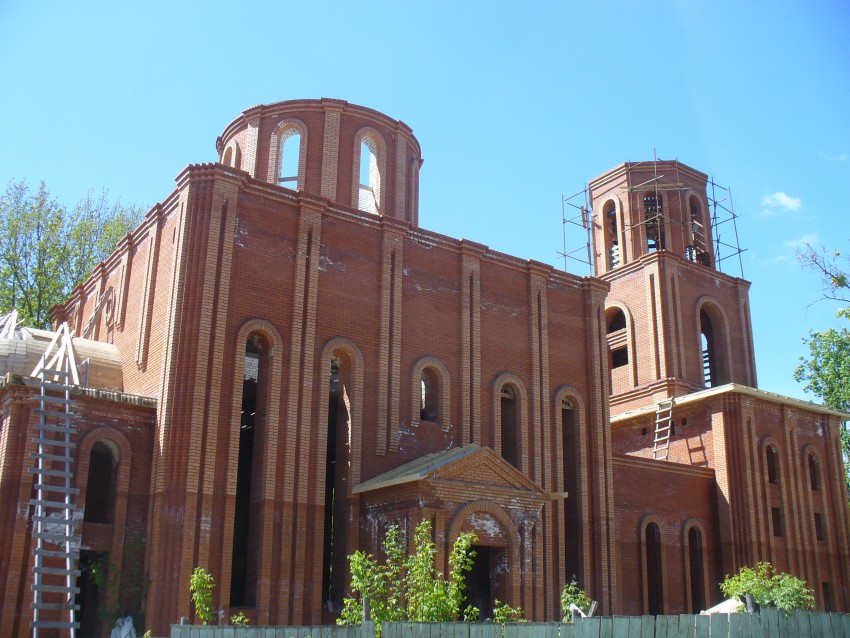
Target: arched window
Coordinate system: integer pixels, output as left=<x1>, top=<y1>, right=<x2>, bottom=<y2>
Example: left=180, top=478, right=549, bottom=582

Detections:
left=278, top=129, right=302, bottom=189
left=222, top=146, right=233, bottom=167
left=686, top=195, right=711, bottom=266
left=687, top=527, right=706, bottom=613
left=83, top=441, right=116, bottom=524
left=766, top=444, right=780, bottom=484
left=808, top=453, right=820, bottom=491
left=560, top=395, right=580, bottom=579
left=358, top=136, right=382, bottom=214
left=231, top=332, right=269, bottom=608
left=699, top=303, right=729, bottom=387
left=420, top=368, right=440, bottom=422
left=500, top=385, right=518, bottom=468
left=603, top=200, right=621, bottom=269
left=643, top=192, right=664, bottom=252
left=607, top=308, right=628, bottom=369
left=644, top=522, right=664, bottom=615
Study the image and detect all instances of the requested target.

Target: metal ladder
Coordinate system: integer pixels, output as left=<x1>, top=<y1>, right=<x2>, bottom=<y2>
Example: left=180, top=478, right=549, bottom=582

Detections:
left=30, top=327, right=80, bottom=637
left=652, top=399, right=674, bottom=461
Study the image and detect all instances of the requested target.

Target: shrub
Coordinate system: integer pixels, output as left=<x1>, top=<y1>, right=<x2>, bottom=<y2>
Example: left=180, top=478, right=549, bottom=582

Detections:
left=560, top=580, right=591, bottom=622
left=492, top=600, right=525, bottom=624
left=720, top=562, right=815, bottom=615
left=189, top=567, right=217, bottom=625
left=338, top=520, right=478, bottom=629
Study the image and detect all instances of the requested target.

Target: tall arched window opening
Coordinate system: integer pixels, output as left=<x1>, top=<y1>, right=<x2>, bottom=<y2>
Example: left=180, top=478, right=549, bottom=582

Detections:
left=358, top=136, right=381, bottom=214
left=766, top=444, right=780, bottom=484
left=222, top=146, right=234, bottom=168
left=699, top=310, right=717, bottom=388
left=230, top=333, right=268, bottom=608
left=688, top=527, right=705, bottom=613
left=278, top=129, right=302, bottom=189
left=561, top=397, right=580, bottom=580
left=83, top=441, right=116, bottom=524
left=420, top=368, right=440, bottom=422
left=645, top=522, right=664, bottom=615
left=809, top=454, right=820, bottom=490
left=604, top=200, right=621, bottom=269
left=607, top=309, right=628, bottom=369
left=644, top=192, right=664, bottom=252
left=500, top=385, right=518, bottom=468
left=686, top=196, right=710, bottom=266
left=323, top=353, right=353, bottom=609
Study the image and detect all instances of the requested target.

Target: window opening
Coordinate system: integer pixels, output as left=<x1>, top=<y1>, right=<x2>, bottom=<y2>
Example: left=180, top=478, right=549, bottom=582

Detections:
left=76, top=550, right=109, bottom=637
left=358, top=137, right=381, bottom=214
left=83, top=441, right=116, bottom=524
left=766, top=445, right=779, bottom=484
left=323, top=354, right=352, bottom=609
left=607, top=310, right=626, bottom=333
left=644, top=192, right=665, bottom=252
left=607, top=309, right=628, bottom=369
left=686, top=196, right=711, bottom=266
left=771, top=507, right=783, bottom=537
left=814, top=513, right=824, bottom=541
left=823, top=582, right=833, bottom=612
left=604, top=200, right=621, bottom=268
left=645, top=522, right=664, bottom=615
left=612, top=347, right=628, bottom=368
left=231, top=334, right=266, bottom=607
left=420, top=368, right=439, bottom=422
left=688, top=527, right=705, bottom=613
left=222, top=146, right=234, bottom=168
left=700, top=309, right=716, bottom=387
left=561, top=398, right=580, bottom=581
left=278, top=130, right=301, bottom=189
left=500, top=385, right=518, bottom=468
left=809, top=455, right=820, bottom=491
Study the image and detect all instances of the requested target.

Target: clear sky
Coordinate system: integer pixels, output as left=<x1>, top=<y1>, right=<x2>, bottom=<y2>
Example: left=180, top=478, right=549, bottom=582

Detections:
left=1, top=0, right=848, bottom=401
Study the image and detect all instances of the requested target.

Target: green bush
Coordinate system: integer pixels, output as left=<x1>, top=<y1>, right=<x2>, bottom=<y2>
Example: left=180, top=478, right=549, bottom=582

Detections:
left=720, top=562, right=815, bottom=615
left=492, top=600, right=525, bottom=624
left=189, top=567, right=217, bottom=625
left=338, top=520, right=478, bottom=629
left=560, top=580, right=591, bottom=622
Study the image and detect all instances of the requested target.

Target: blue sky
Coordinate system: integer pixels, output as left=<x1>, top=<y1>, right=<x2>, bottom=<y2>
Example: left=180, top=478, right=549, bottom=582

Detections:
left=1, top=0, right=848, bottom=401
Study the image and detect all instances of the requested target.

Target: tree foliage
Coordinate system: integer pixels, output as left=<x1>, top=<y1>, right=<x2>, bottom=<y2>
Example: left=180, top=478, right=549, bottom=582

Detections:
left=795, top=242, right=850, bottom=494
left=189, top=567, right=216, bottom=625
left=338, top=520, right=479, bottom=629
left=0, top=179, right=144, bottom=329
left=560, top=580, right=592, bottom=622
left=719, top=562, right=815, bottom=615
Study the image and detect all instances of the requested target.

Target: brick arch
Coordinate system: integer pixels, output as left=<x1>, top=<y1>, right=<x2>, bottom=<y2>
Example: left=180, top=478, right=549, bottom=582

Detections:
left=220, top=318, right=285, bottom=615
left=221, top=139, right=241, bottom=169
left=351, top=126, right=388, bottom=214
left=268, top=117, right=308, bottom=188
left=638, top=514, right=666, bottom=615
left=598, top=196, right=625, bottom=271
left=760, top=435, right=783, bottom=484
left=492, top=372, right=529, bottom=472
left=801, top=443, right=824, bottom=491
left=76, top=427, right=133, bottom=617
left=682, top=518, right=710, bottom=613
left=695, top=295, right=734, bottom=385
left=410, top=355, right=451, bottom=428
left=604, top=301, right=636, bottom=388
left=316, top=336, right=365, bottom=487
left=447, top=500, right=522, bottom=606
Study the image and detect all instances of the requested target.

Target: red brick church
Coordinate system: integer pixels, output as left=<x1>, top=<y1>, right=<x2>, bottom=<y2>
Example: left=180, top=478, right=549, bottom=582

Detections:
left=1, top=99, right=848, bottom=637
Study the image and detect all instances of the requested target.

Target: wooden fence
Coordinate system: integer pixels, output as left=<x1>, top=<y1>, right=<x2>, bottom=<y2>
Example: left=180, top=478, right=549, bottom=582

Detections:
left=171, top=609, right=850, bottom=638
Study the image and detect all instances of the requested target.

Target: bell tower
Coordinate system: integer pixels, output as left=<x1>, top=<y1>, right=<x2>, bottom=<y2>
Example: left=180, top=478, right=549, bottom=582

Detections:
left=588, top=160, right=757, bottom=415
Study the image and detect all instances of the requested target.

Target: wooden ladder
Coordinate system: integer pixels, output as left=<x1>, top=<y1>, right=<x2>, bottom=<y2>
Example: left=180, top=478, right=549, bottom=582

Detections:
left=30, top=347, right=80, bottom=635
left=652, top=399, right=674, bottom=461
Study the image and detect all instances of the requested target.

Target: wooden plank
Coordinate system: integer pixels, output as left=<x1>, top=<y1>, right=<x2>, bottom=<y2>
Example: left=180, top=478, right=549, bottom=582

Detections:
left=796, top=611, right=813, bottom=637
left=530, top=622, right=548, bottom=638
left=611, top=616, right=630, bottom=638
left=709, top=613, right=728, bottom=637
left=818, top=613, right=834, bottom=638
left=676, top=614, right=694, bottom=638
left=694, top=614, right=710, bottom=638
left=545, top=621, right=561, bottom=638
left=580, top=617, right=601, bottom=638
left=597, top=617, right=613, bottom=638
left=639, top=615, right=654, bottom=638
left=654, top=615, right=668, bottom=637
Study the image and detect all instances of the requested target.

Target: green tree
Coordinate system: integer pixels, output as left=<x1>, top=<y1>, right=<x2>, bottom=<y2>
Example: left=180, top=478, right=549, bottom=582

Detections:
left=189, top=567, right=216, bottom=625
left=338, top=520, right=479, bottom=629
left=560, top=580, right=592, bottom=622
left=795, top=242, right=850, bottom=494
left=0, top=179, right=144, bottom=329
left=719, top=562, right=815, bottom=615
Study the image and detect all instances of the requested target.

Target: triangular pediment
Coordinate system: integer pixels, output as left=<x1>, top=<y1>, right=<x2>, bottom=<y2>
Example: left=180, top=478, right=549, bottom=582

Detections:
left=354, top=444, right=544, bottom=495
